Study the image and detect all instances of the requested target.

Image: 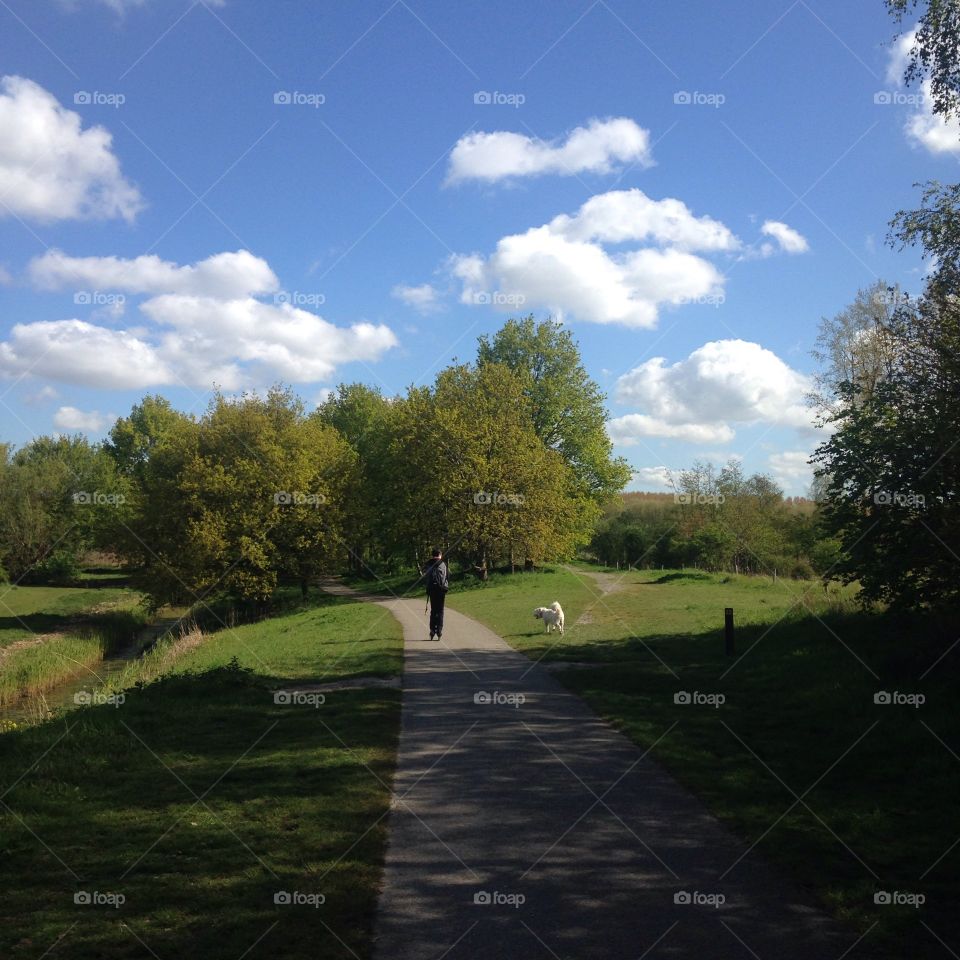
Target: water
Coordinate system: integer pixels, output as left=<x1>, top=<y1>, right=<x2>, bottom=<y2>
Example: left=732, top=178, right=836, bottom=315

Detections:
left=1, top=618, right=182, bottom=725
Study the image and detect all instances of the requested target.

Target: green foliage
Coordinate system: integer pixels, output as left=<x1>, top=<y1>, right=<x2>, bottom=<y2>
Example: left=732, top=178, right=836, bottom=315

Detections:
left=477, top=316, right=631, bottom=502
left=590, top=459, right=822, bottom=577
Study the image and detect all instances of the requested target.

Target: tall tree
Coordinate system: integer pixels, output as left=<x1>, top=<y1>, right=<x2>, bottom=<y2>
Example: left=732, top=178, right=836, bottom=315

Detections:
left=477, top=317, right=631, bottom=503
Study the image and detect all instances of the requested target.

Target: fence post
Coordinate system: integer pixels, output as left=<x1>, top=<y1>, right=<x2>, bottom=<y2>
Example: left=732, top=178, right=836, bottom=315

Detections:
left=724, top=607, right=735, bottom=656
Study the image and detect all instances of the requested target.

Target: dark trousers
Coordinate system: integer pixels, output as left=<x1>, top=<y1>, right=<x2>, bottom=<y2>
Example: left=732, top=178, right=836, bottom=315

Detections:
left=428, top=589, right=446, bottom=637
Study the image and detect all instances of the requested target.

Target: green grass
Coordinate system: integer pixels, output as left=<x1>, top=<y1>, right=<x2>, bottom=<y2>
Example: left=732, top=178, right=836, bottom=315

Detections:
left=0, top=584, right=142, bottom=647
left=0, top=583, right=149, bottom=706
left=0, top=592, right=404, bottom=960
left=447, top=565, right=959, bottom=959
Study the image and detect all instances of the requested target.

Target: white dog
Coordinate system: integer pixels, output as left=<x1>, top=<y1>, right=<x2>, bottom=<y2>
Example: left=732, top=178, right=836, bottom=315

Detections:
left=533, top=601, right=565, bottom=635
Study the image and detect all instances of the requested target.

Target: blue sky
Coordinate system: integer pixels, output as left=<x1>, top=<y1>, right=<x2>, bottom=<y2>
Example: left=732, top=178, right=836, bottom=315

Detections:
left=0, top=0, right=953, bottom=494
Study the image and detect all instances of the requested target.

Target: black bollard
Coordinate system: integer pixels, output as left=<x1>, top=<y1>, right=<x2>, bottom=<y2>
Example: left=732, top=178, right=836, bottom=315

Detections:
left=724, top=607, right=735, bottom=656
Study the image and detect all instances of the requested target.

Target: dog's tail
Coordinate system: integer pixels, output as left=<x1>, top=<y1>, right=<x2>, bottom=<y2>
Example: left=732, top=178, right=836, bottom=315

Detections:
left=550, top=601, right=562, bottom=612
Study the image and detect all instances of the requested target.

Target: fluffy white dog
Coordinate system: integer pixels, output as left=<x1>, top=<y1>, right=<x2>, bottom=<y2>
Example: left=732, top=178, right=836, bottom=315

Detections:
left=533, top=601, right=565, bottom=635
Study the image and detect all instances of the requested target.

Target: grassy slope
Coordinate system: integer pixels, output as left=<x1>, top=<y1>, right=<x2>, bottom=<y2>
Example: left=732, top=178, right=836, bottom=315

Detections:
left=447, top=565, right=959, bottom=959
left=0, top=592, right=403, bottom=960
left=0, top=584, right=148, bottom=706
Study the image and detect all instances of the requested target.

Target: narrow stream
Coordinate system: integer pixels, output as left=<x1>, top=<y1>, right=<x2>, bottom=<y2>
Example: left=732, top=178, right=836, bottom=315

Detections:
left=1, top=618, right=182, bottom=725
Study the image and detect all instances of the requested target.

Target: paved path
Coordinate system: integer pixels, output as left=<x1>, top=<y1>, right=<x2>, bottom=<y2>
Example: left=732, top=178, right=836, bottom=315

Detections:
left=321, top=581, right=854, bottom=960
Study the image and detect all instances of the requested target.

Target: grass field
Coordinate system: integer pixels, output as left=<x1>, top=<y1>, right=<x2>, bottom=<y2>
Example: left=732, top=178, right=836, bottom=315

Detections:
left=0, top=591, right=404, bottom=960
left=447, top=563, right=959, bottom=959
left=0, top=583, right=148, bottom=706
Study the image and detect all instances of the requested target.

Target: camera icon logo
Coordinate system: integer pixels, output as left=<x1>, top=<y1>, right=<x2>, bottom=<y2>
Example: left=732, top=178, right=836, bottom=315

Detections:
left=474, top=691, right=492, bottom=705
left=473, top=491, right=493, bottom=505
left=74, top=91, right=92, bottom=105
left=274, top=91, right=291, bottom=105
left=874, top=491, right=892, bottom=505
left=274, top=691, right=293, bottom=705
left=674, top=891, right=692, bottom=904
left=473, top=91, right=491, bottom=105
left=74, top=291, right=92, bottom=305
left=274, top=491, right=293, bottom=505
left=74, top=891, right=92, bottom=904
left=674, top=91, right=692, bottom=105
left=674, top=691, right=692, bottom=705
left=874, top=891, right=892, bottom=905
left=74, top=690, right=93, bottom=706
left=874, top=91, right=892, bottom=105
left=473, top=890, right=492, bottom=905
left=274, top=891, right=292, bottom=905
left=874, top=691, right=892, bottom=705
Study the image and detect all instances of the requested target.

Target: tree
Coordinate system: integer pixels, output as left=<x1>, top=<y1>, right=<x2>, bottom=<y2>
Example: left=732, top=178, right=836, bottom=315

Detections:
left=812, top=291, right=960, bottom=612
left=477, top=317, right=631, bottom=504
left=383, top=363, right=591, bottom=577
left=887, top=0, right=960, bottom=121
left=809, top=280, right=901, bottom=410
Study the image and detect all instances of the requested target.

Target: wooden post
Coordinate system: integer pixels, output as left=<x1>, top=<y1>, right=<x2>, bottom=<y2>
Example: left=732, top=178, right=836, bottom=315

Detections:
left=724, top=607, right=735, bottom=655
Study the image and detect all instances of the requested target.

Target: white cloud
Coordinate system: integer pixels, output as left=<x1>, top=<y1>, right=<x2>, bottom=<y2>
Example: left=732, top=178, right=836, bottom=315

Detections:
left=29, top=249, right=278, bottom=298
left=628, top=465, right=674, bottom=491
left=768, top=450, right=814, bottom=492
left=446, top=117, right=653, bottom=184
left=452, top=188, right=731, bottom=327
left=22, top=384, right=59, bottom=405
left=391, top=282, right=441, bottom=313
left=611, top=339, right=814, bottom=443
left=3, top=250, right=398, bottom=390
left=760, top=220, right=809, bottom=255
left=905, top=81, right=960, bottom=154
left=609, top=414, right=735, bottom=445
left=0, top=76, right=143, bottom=222
left=886, top=29, right=915, bottom=86
left=1, top=320, right=173, bottom=389
left=53, top=406, right=108, bottom=432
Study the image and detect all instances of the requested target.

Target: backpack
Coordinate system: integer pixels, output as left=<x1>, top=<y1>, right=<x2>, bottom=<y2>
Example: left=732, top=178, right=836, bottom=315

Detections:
left=426, top=560, right=448, bottom=593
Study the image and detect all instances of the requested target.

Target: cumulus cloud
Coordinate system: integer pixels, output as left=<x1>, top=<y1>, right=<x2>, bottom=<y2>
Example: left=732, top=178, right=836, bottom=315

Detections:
left=3, top=250, right=398, bottom=390
left=452, top=188, right=733, bottom=327
left=609, top=339, right=814, bottom=444
left=609, top=414, right=734, bottom=445
left=768, top=450, right=814, bottom=492
left=0, top=76, right=143, bottom=222
left=628, top=465, right=674, bottom=491
left=53, top=406, right=108, bottom=432
left=29, top=249, right=278, bottom=298
left=391, top=282, right=441, bottom=313
left=760, top=220, right=809, bottom=255
left=446, top=117, right=653, bottom=184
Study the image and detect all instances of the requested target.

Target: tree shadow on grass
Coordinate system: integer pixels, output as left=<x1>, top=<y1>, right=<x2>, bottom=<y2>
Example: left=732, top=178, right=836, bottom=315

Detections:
left=0, top=663, right=400, bottom=960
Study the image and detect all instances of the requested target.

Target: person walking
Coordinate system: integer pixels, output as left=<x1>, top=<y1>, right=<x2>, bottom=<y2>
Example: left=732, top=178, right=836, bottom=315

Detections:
left=423, top=548, right=448, bottom=641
